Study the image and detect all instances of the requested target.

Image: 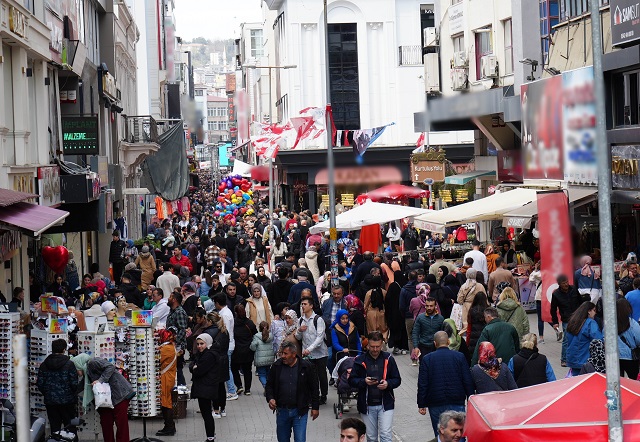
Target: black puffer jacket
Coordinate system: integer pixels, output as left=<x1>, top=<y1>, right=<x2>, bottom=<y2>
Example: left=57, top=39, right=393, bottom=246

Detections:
left=467, top=306, right=487, bottom=353
left=189, top=348, right=221, bottom=400
left=36, top=354, right=78, bottom=405
left=232, top=317, right=257, bottom=364
left=109, top=239, right=126, bottom=264
left=204, top=324, right=230, bottom=382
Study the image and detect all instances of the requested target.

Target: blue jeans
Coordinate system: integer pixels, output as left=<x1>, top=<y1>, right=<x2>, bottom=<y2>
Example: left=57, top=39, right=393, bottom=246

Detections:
left=561, top=323, right=568, bottom=363
left=276, top=408, right=308, bottom=442
left=327, top=347, right=336, bottom=373
left=535, top=300, right=553, bottom=337
left=227, top=350, right=237, bottom=394
left=361, top=405, right=394, bottom=442
left=428, top=404, right=465, bottom=439
left=257, top=366, right=270, bottom=388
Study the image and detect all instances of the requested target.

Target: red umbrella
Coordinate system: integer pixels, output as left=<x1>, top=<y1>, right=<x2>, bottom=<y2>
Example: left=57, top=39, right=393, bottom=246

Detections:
left=365, top=184, right=429, bottom=202
left=465, top=373, right=640, bottom=442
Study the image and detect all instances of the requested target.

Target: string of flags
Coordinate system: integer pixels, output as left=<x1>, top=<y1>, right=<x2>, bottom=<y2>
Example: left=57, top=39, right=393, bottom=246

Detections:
left=251, top=105, right=394, bottom=160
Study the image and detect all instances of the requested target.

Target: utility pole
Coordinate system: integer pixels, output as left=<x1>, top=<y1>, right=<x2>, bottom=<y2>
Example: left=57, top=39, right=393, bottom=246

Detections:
left=324, top=0, right=338, bottom=287
left=589, top=1, right=623, bottom=440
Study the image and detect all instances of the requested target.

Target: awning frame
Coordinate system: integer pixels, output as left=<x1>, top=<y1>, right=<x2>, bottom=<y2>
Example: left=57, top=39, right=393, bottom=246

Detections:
left=444, top=170, right=496, bottom=185
left=0, top=202, right=69, bottom=237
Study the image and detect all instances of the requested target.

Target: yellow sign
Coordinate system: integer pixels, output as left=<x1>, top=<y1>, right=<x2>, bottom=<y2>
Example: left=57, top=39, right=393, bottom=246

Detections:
left=455, top=189, right=468, bottom=202
left=321, top=195, right=330, bottom=205
left=9, top=7, right=27, bottom=38
left=439, top=189, right=452, bottom=203
left=330, top=228, right=338, bottom=241
left=341, top=194, right=354, bottom=207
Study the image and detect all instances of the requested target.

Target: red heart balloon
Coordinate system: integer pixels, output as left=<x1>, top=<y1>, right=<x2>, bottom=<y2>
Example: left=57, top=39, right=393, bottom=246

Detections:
left=42, top=246, right=69, bottom=275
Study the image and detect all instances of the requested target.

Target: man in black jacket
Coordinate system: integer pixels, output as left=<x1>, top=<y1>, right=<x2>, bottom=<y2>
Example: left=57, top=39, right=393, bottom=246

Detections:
left=351, top=252, right=380, bottom=289
left=268, top=267, right=294, bottom=313
left=266, top=341, right=319, bottom=441
left=119, top=273, right=143, bottom=307
left=36, top=339, right=78, bottom=433
left=109, top=230, right=126, bottom=284
left=551, top=274, right=584, bottom=367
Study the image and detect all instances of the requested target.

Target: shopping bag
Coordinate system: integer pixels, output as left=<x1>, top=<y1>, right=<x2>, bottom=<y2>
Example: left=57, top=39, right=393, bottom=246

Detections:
left=450, top=303, right=464, bottom=331
left=93, top=382, right=113, bottom=409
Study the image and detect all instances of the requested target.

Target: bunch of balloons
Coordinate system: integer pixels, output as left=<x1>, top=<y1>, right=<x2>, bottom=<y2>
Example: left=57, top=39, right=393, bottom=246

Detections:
left=215, top=175, right=255, bottom=223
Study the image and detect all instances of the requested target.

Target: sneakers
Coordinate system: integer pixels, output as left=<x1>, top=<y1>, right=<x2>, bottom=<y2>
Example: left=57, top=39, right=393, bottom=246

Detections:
left=226, top=393, right=239, bottom=401
left=561, top=361, right=567, bottom=367
left=237, top=387, right=245, bottom=394
left=401, top=350, right=408, bottom=355
left=221, top=410, right=227, bottom=417
left=411, top=361, right=418, bottom=366
left=392, top=348, right=401, bottom=355
left=212, top=412, right=221, bottom=419
left=244, top=391, right=251, bottom=396
left=320, top=396, right=327, bottom=405
left=540, top=337, right=545, bottom=344
left=556, top=329, right=563, bottom=342
left=329, top=379, right=335, bottom=386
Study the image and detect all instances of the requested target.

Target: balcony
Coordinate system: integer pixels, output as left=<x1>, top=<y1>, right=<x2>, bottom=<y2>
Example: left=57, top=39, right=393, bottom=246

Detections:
left=398, top=45, right=423, bottom=66
left=120, top=116, right=161, bottom=176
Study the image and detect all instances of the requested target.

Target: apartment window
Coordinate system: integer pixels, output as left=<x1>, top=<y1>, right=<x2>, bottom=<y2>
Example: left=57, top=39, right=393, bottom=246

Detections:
left=453, top=35, right=465, bottom=53
left=208, top=107, right=214, bottom=117
left=250, top=30, right=263, bottom=58
left=613, top=71, right=640, bottom=127
left=559, top=0, right=608, bottom=20
left=475, top=28, right=493, bottom=80
left=208, top=121, right=216, bottom=131
left=195, top=90, right=204, bottom=96
left=328, top=23, right=360, bottom=130
left=503, top=19, right=513, bottom=75
left=420, top=5, right=435, bottom=48
left=540, top=0, right=559, bottom=64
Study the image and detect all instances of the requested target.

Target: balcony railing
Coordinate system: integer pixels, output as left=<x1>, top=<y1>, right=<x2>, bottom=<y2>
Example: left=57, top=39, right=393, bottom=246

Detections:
left=398, top=45, right=423, bottom=66
left=124, top=116, right=159, bottom=144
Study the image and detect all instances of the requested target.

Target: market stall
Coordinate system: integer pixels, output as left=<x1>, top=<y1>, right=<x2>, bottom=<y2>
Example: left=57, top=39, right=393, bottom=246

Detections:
left=309, top=200, right=432, bottom=234
left=465, top=373, right=640, bottom=442
left=363, top=183, right=429, bottom=202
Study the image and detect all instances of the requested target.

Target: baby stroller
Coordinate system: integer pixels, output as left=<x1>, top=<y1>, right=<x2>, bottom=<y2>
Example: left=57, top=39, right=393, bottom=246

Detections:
left=332, top=356, right=359, bottom=419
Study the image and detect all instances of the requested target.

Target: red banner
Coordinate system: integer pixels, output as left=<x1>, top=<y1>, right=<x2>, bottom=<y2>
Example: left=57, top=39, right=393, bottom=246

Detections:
left=538, top=191, right=574, bottom=322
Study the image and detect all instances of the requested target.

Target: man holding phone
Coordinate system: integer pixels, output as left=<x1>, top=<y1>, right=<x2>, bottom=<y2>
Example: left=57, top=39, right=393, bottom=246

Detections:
left=349, top=331, right=402, bottom=442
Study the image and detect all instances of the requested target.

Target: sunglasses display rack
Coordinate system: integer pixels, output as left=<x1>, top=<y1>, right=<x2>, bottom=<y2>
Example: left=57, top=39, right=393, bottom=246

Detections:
left=128, top=327, right=160, bottom=417
left=0, top=313, right=20, bottom=405
left=29, top=328, right=68, bottom=419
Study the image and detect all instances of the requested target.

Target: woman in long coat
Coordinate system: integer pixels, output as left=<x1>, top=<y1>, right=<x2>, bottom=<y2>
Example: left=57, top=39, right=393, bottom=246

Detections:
left=157, top=328, right=177, bottom=436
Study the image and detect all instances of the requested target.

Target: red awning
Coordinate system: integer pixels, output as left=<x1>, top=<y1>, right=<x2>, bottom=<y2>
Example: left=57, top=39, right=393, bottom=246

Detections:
left=0, top=202, right=69, bottom=236
left=365, top=184, right=429, bottom=201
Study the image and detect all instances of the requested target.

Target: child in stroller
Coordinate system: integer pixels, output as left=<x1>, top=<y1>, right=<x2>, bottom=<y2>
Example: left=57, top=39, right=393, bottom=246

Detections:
left=331, top=356, right=359, bottom=419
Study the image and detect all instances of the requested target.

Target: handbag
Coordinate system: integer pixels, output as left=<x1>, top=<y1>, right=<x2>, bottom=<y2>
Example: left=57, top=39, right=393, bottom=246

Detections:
left=620, top=334, right=640, bottom=360
left=450, top=303, right=464, bottom=331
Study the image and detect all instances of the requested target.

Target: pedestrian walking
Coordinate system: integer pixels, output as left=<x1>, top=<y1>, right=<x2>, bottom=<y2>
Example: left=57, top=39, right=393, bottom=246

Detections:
left=507, top=333, right=556, bottom=388
left=427, top=411, right=466, bottom=442
left=166, top=291, right=189, bottom=386
left=232, top=304, right=258, bottom=395
left=470, top=341, right=518, bottom=393
left=470, top=307, right=520, bottom=366
left=250, top=321, right=275, bottom=389
left=566, top=301, right=603, bottom=376
left=295, top=296, right=329, bottom=404
left=411, top=297, right=444, bottom=364
left=156, top=328, right=177, bottom=436
left=190, top=334, right=222, bottom=442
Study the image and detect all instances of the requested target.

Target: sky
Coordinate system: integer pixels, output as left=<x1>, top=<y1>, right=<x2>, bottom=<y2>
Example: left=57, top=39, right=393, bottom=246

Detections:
left=174, top=0, right=264, bottom=41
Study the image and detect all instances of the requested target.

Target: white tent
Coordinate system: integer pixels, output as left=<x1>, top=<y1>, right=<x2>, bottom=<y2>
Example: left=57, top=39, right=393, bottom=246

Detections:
left=413, top=188, right=539, bottom=233
left=309, top=201, right=432, bottom=234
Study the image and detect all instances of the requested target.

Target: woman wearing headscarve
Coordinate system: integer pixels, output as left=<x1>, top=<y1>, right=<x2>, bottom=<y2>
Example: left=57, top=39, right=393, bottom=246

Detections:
left=156, top=328, right=177, bottom=436
left=409, top=283, right=430, bottom=319
left=190, top=333, right=221, bottom=442
left=426, top=274, right=452, bottom=318
left=71, top=353, right=93, bottom=413
left=579, top=339, right=606, bottom=374
left=507, top=333, right=556, bottom=387
left=330, top=309, right=362, bottom=365
left=485, top=244, right=500, bottom=274
left=279, top=309, right=302, bottom=357
left=134, top=246, right=156, bottom=290
left=470, top=341, right=517, bottom=394
left=364, top=276, right=388, bottom=341
left=443, top=318, right=470, bottom=365
left=122, top=239, right=138, bottom=264
left=575, top=255, right=602, bottom=304
left=385, top=270, right=409, bottom=354
left=457, top=268, right=486, bottom=332
left=246, top=283, right=273, bottom=327
left=345, top=294, right=366, bottom=336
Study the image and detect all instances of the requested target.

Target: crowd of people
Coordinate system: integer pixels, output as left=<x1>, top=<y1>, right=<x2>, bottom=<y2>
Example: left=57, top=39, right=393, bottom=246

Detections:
left=27, top=175, right=640, bottom=442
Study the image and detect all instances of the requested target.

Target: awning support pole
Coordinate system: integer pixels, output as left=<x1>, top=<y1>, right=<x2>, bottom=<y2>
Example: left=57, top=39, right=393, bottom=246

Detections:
left=590, top=1, right=623, bottom=440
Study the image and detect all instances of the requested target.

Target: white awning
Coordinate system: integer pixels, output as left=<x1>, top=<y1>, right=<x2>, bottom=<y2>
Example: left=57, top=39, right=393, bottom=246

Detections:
left=413, top=188, right=539, bottom=233
left=502, top=187, right=597, bottom=229
left=309, top=201, right=432, bottom=234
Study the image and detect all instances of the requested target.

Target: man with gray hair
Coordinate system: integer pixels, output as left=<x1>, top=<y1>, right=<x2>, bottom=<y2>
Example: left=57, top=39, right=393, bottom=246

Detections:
left=418, top=331, right=473, bottom=437
left=427, top=411, right=465, bottom=442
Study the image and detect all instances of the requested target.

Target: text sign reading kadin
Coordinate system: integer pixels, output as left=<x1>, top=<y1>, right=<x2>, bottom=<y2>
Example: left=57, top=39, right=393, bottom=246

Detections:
left=62, top=116, right=99, bottom=155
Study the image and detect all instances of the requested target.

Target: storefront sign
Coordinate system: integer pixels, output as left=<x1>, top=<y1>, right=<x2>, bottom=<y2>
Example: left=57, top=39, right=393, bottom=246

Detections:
left=448, top=2, right=465, bottom=36
left=562, top=68, right=597, bottom=184
left=451, top=163, right=475, bottom=174
left=538, top=191, right=573, bottom=322
left=497, top=150, right=523, bottom=183
left=37, top=166, right=61, bottom=207
left=131, top=310, right=153, bottom=327
left=101, top=72, right=117, bottom=101
left=612, top=0, right=640, bottom=46
left=226, top=74, right=236, bottom=93
left=62, top=116, right=99, bottom=155
left=9, top=7, right=27, bottom=38
left=612, top=145, right=640, bottom=189
left=315, top=166, right=403, bottom=185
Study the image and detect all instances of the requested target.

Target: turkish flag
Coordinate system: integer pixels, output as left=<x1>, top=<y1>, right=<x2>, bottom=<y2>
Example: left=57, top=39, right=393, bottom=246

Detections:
left=537, top=191, right=574, bottom=322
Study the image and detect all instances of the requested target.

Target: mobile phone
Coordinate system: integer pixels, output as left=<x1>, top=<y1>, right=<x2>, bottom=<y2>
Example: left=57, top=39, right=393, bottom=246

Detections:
left=369, top=377, right=378, bottom=383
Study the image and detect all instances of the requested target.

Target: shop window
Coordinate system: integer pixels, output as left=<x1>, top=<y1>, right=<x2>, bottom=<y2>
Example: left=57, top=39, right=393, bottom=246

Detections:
left=613, top=71, right=640, bottom=127
left=328, top=23, right=360, bottom=130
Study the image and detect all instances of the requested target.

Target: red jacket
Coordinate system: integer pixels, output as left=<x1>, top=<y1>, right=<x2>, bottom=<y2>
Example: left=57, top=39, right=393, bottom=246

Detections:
left=170, top=254, right=193, bottom=274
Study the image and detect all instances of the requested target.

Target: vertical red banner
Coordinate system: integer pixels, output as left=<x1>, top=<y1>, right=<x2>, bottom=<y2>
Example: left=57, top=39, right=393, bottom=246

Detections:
left=538, top=191, right=574, bottom=322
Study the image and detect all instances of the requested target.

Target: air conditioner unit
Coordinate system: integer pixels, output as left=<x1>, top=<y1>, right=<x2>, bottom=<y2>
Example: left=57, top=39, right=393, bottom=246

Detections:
left=480, top=55, right=499, bottom=79
left=451, top=68, right=468, bottom=91
left=423, top=27, right=438, bottom=48
left=452, top=51, right=468, bottom=68
left=424, top=53, right=440, bottom=93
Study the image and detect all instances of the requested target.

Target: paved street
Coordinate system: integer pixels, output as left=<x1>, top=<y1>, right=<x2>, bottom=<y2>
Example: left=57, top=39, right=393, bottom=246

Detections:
left=79, top=313, right=565, bottom=441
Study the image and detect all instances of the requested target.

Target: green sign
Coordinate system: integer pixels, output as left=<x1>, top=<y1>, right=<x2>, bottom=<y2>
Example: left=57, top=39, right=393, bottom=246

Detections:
left=62, top=116, right=99, bottom=155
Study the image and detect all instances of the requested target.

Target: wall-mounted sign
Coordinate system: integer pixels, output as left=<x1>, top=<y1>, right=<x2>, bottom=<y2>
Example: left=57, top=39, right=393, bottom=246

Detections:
left=102, top=72, right=117, bottom=101
left=37, top=166, right=61, bottom=207
left=9, top=7, right=27, bottom=38
left=612, top=0, right=640, bottom=46
left=612, top=145, right=640, bottom=189
left=45, top=9, right=64, bottom=63
left=62, top=116, right=99, bottom=155
left=448, top=2, right=465, bottom=36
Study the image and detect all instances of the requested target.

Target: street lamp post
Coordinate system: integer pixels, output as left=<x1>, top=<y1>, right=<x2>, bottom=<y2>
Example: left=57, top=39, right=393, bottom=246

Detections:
left=244, top=64, right=297, bottom=259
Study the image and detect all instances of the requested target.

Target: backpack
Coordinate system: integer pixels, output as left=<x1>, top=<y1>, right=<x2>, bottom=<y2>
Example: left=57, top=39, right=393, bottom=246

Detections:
left=299, top=315, right=331, bottom=347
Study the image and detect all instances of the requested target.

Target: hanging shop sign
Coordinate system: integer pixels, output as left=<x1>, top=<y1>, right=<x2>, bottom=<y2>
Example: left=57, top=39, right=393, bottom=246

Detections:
left=62, top=116, right=99, bottom=155
left=37, top=166, right=61, bottom=207
left=8, top=6, right=27, bottom=39
left=411, top=149, right=447, bottom=183
left=612, top=0, right=640, bottom=46
left=101, top=72, right=117, bottom=101
left=611, top=145, right=640, bottom=189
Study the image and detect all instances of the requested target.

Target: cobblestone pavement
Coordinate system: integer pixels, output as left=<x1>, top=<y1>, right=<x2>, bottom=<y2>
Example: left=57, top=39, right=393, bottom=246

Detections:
left=78, top=313, right=564, bottom=441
